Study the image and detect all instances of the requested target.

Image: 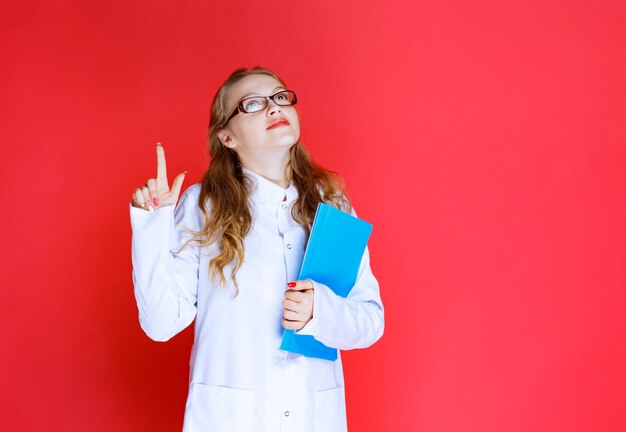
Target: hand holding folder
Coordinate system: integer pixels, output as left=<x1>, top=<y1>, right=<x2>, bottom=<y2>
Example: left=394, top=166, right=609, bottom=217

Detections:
left=279, top=202, right=373, bottom=360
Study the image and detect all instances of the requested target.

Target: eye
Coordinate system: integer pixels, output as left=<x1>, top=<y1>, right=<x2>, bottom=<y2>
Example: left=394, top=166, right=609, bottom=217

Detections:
left=275, top=92, right=288, bottom=101
left=243, top=98, right=264, bottom=111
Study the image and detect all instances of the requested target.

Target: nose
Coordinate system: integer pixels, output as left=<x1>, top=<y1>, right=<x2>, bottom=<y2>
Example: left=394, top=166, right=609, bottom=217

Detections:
left=266, top=98, right=282, bottom=116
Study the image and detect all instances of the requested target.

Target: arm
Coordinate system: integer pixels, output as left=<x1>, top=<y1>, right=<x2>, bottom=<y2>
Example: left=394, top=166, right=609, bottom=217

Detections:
left=130, top=186, right=201, bottom=342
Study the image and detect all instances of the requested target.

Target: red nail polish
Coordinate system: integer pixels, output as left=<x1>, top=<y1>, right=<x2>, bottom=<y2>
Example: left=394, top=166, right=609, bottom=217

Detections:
left=153, top=197, right=159, bottom=206
left=288, top=282, right=296, bottom=288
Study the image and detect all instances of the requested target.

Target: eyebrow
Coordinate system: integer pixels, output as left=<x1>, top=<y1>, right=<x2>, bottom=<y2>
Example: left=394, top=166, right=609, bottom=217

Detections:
left=240, top=86, right=285, bottom=100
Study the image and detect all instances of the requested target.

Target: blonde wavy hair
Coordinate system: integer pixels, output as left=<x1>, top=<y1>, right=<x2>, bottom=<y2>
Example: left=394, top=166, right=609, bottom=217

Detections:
left=178, top=66, right=351, bottom=297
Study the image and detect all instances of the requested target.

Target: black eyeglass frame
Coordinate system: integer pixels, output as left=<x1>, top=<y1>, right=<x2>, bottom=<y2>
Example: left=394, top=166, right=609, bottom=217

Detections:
left=222, top=90, right=298, bottom=127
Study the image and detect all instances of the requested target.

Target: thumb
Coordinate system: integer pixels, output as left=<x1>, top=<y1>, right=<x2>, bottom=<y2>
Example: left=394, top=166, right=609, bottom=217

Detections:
left=170, top=171, right=187, bottom=200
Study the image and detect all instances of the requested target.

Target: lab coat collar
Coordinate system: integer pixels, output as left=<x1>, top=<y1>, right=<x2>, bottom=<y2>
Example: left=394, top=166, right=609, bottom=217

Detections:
left=242, top=166, right=298, bottom=204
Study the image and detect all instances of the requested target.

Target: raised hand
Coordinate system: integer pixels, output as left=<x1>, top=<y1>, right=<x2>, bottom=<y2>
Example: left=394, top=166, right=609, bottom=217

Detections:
left=131, top=142, right=187, bottom=211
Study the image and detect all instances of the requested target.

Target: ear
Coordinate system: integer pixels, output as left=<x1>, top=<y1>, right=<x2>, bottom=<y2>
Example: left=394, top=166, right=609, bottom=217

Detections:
left=218, top=129, right=236, bottom=148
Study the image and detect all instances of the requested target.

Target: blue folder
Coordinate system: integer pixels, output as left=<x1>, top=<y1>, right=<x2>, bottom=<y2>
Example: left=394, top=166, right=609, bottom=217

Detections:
left=279, top=202, right=373, bottom=361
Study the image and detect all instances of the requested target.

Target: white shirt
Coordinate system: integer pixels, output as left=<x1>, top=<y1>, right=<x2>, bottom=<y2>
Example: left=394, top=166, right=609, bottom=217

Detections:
left=129, top=166, right=385, bottom=432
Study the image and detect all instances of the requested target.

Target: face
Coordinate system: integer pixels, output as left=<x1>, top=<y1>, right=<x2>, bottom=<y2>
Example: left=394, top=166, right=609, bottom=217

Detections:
left=218, top=74, right=301, bottom=157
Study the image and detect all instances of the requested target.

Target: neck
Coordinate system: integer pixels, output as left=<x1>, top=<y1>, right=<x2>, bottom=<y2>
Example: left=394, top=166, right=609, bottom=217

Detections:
left=239, top=149, right=291, bottom=188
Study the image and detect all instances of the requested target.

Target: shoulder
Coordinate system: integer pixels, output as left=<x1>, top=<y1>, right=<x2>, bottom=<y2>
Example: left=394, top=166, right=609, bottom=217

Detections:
left=181, top=182, right=202, bottom=200
left=177, top=182, right=204, bottom=209
left=174, top=183, right=205, bottom=228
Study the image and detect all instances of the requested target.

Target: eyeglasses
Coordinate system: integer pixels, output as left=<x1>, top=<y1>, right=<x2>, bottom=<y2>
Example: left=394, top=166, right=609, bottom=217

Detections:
left=222, top=90, right=297, bottom=127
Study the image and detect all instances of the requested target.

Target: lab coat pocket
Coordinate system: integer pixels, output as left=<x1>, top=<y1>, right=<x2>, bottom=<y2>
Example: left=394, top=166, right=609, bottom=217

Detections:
left=314, top=386, right=346, bottom=432
left=185, top=382, right=254, bottom=432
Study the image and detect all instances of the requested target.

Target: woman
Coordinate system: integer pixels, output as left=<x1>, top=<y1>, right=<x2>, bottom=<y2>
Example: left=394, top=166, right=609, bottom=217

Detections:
left=129, top=66, right=384, bottom=432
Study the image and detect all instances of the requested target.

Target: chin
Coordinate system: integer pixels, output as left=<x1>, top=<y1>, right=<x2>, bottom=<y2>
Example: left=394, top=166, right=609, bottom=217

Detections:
left=268, top=135, right=299, bottom=148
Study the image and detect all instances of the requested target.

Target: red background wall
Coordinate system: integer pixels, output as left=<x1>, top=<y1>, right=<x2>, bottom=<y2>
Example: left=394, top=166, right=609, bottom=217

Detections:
left=2, top=1, right=625, bottom=430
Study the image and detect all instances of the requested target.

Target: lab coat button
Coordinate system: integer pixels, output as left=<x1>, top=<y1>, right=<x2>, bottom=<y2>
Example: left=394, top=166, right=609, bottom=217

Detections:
left=284, top=411, right=290, bottom=417
left=286, top=244, right=292, bottom=249
left=281, top=203, right=287, bottom=209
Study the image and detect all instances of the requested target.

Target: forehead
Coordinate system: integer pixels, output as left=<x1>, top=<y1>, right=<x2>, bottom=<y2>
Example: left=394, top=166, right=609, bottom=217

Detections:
left=228, top=74, right=284, bottom=103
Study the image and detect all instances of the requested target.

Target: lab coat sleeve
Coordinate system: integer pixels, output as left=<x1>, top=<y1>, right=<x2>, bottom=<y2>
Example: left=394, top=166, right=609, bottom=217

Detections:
left=294, top=206, right=385, bottom=350
left=129, top=186, right=201, bottom=342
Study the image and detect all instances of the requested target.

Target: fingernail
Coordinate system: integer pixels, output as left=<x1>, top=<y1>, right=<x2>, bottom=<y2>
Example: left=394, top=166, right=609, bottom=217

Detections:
left=153, top=197, right=159, bottom=206
left=288, top=282, right=296, bottom=288
left=140, top=202, right=145, bottom=208
left=148, top=205, right=154, bottom=212
left=183, top=171, right=188, bottom=175
left=156, top=142, right=161, bottom=146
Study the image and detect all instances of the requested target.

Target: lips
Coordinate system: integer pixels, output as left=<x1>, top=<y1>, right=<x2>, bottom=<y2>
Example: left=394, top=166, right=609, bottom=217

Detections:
left=267, top=118, right=290, bottom=130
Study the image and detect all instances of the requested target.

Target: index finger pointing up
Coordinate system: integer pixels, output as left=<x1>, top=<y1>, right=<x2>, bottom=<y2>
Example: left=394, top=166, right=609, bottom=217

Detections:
left=156, top=142, right=168, bottom=181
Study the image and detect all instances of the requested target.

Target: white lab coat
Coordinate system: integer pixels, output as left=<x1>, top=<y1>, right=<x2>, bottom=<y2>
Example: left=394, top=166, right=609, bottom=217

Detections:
left=129, top=166, right=385, bottom=432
